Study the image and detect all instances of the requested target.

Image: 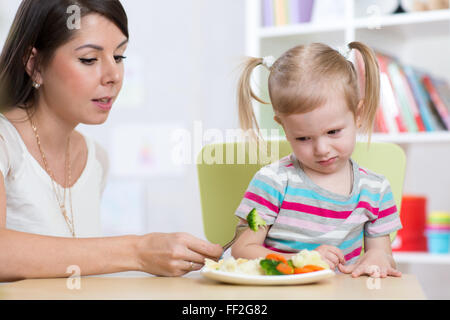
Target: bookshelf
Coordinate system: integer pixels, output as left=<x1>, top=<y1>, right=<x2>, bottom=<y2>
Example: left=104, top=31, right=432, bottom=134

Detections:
left=245, top=0, right=450, bottom=266
left=245, top=0, right=450, bottom=142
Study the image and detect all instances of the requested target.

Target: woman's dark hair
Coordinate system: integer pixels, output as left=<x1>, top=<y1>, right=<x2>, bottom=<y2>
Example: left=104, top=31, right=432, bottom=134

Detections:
left=0, top=0, right=128, bottom=112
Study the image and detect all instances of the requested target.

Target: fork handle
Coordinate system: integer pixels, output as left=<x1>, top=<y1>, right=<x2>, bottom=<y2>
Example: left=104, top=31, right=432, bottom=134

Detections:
left=222, top=225, right=248, bottom=252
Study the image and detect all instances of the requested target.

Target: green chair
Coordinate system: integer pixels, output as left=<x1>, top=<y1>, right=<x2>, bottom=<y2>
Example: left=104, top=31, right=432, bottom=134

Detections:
left=197, top=140, right=406, bottom=247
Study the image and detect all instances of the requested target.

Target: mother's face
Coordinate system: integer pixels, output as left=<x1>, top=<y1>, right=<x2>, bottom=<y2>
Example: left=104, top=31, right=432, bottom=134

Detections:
left=36, top=13, right=128, bottom=125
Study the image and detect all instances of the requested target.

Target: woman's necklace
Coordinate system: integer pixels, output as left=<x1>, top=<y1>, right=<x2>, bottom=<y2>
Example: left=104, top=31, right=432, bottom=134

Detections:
left=28, top=113, right=76, bottom=238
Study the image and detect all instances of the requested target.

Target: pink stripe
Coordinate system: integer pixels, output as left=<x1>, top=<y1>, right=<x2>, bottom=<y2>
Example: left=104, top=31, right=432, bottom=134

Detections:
left=279, top=156, right=291, bottom=164
left=244, top=191, right=279, bottom=214
left=378, top=205, right=397, bottom=219
left=359, top=168, right=368, bottom=175
left=367, top=219, right=401, bottom=235
left=263, top=243, right=295, bottom=253
left=344, top=214, right=369, bottom=224
left=285, top=163, right=293, bottom=167
left=345, top=247, right=362, bottom=261
left=281, top=201, right=352, bottom=219
left=237, top=203, right=253, bottom=214
left=356, top=201, right=379, bottom=215
left=276, top=215, right=335, bottom=233
left=237, top=203, right=274, bottom=222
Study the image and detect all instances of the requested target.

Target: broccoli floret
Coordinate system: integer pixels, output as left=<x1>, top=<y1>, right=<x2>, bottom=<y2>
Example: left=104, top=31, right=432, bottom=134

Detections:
left=246, top=208, right=266, bottom=231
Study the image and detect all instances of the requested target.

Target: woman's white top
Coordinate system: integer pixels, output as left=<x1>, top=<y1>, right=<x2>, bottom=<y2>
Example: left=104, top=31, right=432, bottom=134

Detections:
left=0, top=113, right=108, bottom=238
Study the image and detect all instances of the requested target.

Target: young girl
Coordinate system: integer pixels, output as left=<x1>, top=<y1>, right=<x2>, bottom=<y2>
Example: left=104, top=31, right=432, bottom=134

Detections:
left=0, top=0, right=221, bottom=281
left=231, top=42, right=402, bottom=278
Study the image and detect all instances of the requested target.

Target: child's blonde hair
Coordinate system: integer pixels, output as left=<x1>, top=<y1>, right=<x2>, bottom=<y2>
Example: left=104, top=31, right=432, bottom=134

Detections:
left=237, top=42, right=380, bottom=140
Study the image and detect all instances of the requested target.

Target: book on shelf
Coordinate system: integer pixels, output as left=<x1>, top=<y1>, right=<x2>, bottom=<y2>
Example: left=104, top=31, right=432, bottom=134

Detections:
left=261, top=0, right=314, bottom=27
left=422, top=75, right=450, bottom=130
left=366, top=52, right=450, bottom=134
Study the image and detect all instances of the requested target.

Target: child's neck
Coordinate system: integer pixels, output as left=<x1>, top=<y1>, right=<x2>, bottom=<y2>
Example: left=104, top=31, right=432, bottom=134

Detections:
left=301, top=160, right=353, bottom=197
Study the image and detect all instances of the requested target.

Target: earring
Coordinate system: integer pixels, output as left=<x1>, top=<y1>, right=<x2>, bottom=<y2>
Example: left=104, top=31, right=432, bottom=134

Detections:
left=32, top=81, right=41, bottom=89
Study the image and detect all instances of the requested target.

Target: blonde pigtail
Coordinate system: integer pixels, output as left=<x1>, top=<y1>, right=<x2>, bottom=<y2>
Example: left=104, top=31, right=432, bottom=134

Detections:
left=348, top=41, right=380, bottom=141
left=237, top=57, right=270, bottom=140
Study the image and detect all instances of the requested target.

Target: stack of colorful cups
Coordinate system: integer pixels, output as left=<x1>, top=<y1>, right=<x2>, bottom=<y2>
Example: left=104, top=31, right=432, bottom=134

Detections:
left=426, top=211, right=450, bottom=254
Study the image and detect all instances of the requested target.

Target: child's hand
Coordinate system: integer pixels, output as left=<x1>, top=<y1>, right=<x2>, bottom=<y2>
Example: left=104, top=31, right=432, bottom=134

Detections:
left=314, top=245, right=346, bottom=269
left=338, top=248, right=402, bottom=278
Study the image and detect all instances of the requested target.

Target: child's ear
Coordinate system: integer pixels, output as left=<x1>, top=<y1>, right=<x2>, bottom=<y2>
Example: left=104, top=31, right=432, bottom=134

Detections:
left=355, top=100, right=364, bottom=128
left=273, top=115, right=282, bottom=125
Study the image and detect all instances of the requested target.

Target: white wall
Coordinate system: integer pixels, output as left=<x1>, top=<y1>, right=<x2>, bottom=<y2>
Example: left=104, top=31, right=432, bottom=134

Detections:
left=0, top=0, right=246, bottom=240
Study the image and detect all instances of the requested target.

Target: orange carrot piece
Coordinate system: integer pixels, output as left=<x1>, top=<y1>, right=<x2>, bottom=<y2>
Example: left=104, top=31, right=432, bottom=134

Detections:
left=294, top=265, right=324, bottom=274
left=265, top=253, right=288, bottom=264
left=276, top=263, right=294, bottom=275
left=294, top=266, right=313, bottom=274
left=304, top=265, right=325, bottom=272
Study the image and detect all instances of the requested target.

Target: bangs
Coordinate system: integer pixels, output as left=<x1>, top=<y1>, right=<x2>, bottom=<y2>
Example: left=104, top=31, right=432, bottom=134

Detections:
left=269, top=75, right=345, bottom=116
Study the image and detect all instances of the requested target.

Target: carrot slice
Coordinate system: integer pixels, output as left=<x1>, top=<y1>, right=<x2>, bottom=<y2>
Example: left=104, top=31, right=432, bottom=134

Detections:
left=265, top=253, right=288, bottom=264
left=304, top=265, right=325, bottom=272
left=276, top=263, right=294, bottom=275
left=294, top=265, right=325, bottom=274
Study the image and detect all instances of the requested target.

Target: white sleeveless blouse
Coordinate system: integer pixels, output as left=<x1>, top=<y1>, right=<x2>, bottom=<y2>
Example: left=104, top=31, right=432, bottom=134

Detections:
left=0, top=113, right=108, bottom=238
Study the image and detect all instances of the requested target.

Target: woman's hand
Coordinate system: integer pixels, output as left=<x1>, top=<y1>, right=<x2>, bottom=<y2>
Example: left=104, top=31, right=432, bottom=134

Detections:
left=338, top=248, right=402, bottom=278
left=135, top=232, right=223, bottom=277
left=314, top=245, right=346, bottom=269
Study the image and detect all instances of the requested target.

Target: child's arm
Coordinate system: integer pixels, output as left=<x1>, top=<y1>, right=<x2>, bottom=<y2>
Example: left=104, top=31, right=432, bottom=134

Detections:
left=338, top=235, right=401, bottom=278
left=231, top=218, right=294, bottom=261
left=364, top=235, right=397, bottom=268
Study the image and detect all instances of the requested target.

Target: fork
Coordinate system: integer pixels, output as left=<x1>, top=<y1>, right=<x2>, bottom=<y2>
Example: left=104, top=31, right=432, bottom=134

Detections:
left=219, top=224, right=248, bottom=259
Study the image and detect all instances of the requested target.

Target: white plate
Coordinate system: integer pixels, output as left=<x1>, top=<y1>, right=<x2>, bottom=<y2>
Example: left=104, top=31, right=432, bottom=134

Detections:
left=200, top=268, right=335, bottom=286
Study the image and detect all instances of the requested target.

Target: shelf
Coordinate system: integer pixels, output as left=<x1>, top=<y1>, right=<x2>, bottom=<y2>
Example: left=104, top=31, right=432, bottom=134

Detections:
left=259, top=21, right=347, bottom=38
left=258, top=10, right=450, bottom=39
left=393, top=252, right=450, bottom=265
left=354, top=9, right=450, bottom=29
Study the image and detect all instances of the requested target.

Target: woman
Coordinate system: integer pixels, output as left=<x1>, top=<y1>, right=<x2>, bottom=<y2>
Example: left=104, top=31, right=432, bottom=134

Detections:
left=0, top=0, right=222, bottom=281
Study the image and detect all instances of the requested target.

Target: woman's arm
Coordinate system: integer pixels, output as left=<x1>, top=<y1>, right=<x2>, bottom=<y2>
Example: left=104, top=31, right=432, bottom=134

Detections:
left=0, top=173, right=222, bottom=282
left=0, top=228, right=140, bottom=282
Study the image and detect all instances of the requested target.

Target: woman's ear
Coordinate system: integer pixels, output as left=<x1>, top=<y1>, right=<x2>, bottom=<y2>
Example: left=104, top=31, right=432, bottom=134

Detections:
left=24, top=47, right=43, bottom=85
left=355, top=99, right=364, bottom=128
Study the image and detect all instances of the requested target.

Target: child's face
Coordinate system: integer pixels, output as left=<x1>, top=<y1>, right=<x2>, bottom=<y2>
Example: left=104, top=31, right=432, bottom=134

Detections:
left=276, top=96, right=361, bottom=176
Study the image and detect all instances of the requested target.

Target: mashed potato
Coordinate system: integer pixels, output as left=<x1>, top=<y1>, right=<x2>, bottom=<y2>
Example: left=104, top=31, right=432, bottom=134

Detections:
left=291, top=250, right=330, bottom=270
left=204, top=249, right=329, bottom=275
left=204, top=257, right=264, bottom=275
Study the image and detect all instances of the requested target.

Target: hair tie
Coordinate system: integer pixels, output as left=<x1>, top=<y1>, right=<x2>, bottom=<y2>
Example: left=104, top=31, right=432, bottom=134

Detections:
left=337, top=46, right=352, bottom=60
left=262, top=56, right=276, bottom=69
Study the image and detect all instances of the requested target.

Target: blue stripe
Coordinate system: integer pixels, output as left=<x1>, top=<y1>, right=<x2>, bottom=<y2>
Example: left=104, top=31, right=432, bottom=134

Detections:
left=381, top=192, right=394, bottom=204
left=285, top=186, right=380, bottom=205
left=250, top=179, right=284, bottom=203
left=339, top=231, right=364, bottom=250
left=269, top=231, right=364, bottom=252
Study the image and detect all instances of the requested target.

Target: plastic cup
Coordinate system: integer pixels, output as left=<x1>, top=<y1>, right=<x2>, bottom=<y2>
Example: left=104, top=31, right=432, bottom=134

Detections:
left=426, top=229, right=450, bottom=254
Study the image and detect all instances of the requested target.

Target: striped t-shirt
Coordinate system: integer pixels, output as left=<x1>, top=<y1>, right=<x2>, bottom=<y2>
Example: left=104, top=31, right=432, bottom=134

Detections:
left=235, top=153, right=402, bottom=265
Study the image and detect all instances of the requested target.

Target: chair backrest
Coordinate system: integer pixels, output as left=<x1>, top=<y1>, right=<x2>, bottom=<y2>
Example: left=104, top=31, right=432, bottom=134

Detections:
left=197, top=140, right=406, bottom=246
